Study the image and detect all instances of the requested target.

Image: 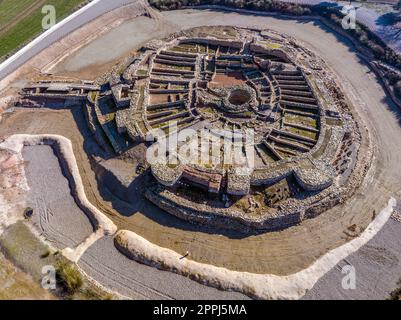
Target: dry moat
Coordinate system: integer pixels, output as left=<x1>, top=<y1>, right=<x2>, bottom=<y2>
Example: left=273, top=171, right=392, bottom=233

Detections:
left=19, top=26, right=367, bottom=234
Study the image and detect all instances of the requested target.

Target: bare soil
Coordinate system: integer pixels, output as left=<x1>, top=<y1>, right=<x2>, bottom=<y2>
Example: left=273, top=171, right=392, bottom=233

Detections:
left=209, top=72, right=246, bottom=88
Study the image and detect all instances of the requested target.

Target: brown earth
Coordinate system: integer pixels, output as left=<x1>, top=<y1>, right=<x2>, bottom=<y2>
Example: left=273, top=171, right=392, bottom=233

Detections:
left=209, top=72, right=246, bottom=88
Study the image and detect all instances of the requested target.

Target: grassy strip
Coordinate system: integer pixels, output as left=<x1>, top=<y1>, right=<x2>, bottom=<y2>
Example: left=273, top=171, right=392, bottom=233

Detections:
left=0, top=0, right=40, bottom=27
left=56, top=260, right=83, bottom=295
left=0, top=0, right=89, bottom=59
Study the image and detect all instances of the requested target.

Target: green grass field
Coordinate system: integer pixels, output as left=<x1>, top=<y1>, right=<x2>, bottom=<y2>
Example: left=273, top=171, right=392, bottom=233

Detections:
left=0, top=0, right=88, bottom=59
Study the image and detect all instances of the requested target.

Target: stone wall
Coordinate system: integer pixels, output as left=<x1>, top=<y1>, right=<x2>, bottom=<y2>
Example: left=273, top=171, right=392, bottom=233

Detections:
left=145, top=187, right=303, bottom=232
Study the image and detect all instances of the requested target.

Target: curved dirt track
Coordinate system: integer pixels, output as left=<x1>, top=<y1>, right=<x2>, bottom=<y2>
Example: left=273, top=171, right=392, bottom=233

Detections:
left=1, top=7, right=401, bottom=298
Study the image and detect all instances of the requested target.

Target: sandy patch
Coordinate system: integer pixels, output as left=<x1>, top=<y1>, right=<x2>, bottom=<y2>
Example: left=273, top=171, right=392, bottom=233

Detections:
left=209, top=72, right=246, bottom=88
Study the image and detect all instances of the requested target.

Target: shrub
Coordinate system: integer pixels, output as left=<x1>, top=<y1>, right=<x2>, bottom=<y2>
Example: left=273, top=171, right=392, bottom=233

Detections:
left=389, top=279, right=401, bottom=300
left=56, top=260, right=83, bottom=294
left=40, top=250, right=51, bottom=258
left=385, top=71, right=401, bottom=85
left=23, top=207, right=34, bottom=219
left=150, top=0, right=311, bottom=15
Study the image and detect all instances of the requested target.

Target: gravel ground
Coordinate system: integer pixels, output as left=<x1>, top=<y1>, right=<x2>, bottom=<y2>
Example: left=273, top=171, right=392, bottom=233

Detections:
left=52, top=16, right=163, bottom=73
left=78, top=236, right=249, bottom=300
left=23, top=145, right=94, bottom=250
left=303, top=214, right=401, bottom=299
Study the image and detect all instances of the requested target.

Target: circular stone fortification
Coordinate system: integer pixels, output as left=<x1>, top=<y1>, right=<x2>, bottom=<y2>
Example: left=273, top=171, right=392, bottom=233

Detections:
left=82, top=26, right=367, bottom=233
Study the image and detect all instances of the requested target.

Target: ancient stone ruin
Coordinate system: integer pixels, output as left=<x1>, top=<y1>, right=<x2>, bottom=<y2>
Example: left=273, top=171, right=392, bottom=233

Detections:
left=19, top=27, right=366, bottom=232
